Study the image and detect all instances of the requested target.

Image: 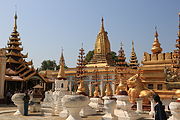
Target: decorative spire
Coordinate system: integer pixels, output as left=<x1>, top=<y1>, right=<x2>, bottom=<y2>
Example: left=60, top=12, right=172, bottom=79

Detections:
left=14, top=12, right=18, bottom=32
left=100, top=17, right=105, bottom=33
left=57, top=49, right=66, bottom=80
left=132, top=41, right=134, bottom=52
left=151, top=26, right=163, bottom=54
left=76, top=46, right=86, bottom=95
left=116, top=42, right=128, bottom=67
left=6, top=13, right=27, bottom=70
left=129, top=41, right=139, bottom=69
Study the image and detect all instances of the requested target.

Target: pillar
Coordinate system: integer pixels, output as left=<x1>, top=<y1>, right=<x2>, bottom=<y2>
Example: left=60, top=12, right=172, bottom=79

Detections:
left=136, top=98, right=143, bottom=113
left=89, top=81, right=92, bottom=97
left=100, top=79, right=104, bottom=97
left=0, top=49, right=6, bottom=99
left=112, top=82, right=116, bottom=95
left=149, top=98, right=155, bottom=116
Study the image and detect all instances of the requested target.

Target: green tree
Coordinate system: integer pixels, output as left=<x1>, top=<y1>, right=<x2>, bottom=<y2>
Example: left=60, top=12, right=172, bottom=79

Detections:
left=40, top=60, right=57, bottom=70
left=108, top=51, right=118, bottom=62
left=85, top=50, right=94, bottom=62
left=56, top=65, right=68, bottom=70
left=85, top=50, right=118, bottom=63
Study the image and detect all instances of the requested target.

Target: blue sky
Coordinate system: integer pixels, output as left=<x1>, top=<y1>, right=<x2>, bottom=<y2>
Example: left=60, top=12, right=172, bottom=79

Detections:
left=0, top=0, right=180, bottom=68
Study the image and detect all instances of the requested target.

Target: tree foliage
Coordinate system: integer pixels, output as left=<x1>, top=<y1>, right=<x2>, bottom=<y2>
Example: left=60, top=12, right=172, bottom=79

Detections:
left=85, top=50, right=94, bottom=62
left=56, top=65, right=68, bottom=70
left=108, top=51, right=118, bottom=62
left=85, top=50, right=118, bottom=63
left=39, top=60, right=68, bottom=71
left=40, top=60, right=57, bottom=70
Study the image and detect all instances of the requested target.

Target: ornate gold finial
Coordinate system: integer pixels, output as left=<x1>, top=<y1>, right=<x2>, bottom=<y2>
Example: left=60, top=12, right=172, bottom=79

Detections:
left=57, top=49, right=66, bottom=79
left=100, top=17, right=105, bottom=33
left=151, top=26, right=163, bottom=54
left=132, top=41, right=134, bottom=52
left=14, top=12, right=18, bottom=32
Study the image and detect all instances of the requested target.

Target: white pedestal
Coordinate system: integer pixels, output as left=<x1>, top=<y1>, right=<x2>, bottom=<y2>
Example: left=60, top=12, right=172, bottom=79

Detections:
left=149, top=99, right=155, bottom=116
left=62, top=95, right=89, bottom=120
left=168, top=101, right=180, bottom=120
left=29, top=98, right=41, bottom=112
left=80, top=104, right=97, bottom=117
left=59, top=107, right=69, bottom=118
left=80, top=96, right=97, bottom=117
left=115, top=95, right=139, bottom=120
left=11, top=93, right=25, bottom=115
left=89, top=97, right=103, bottom=111
left=136, top=98, right=143, bottom=113
left=53, top=89, right=70, bottom=115
left=162, top=98, right=172, bottom=111
left=102, top=96, right=118, bottom=120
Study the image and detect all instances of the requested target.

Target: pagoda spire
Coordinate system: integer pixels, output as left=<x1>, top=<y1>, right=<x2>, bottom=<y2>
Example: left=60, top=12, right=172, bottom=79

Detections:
left=57, top=49, right=66, bottom=79
left=89, top=18, right=113, bottom=66
left=100, top=17, right=105, bottom=33
left=151, top=26, right=163, bottom=54
left=116, top=42, right=128, bottom=67
left=6, top=13, right=27, bottom=70
left=14, top=12, right=17, bottom=32
left=129, top=41, right=139, bottom=69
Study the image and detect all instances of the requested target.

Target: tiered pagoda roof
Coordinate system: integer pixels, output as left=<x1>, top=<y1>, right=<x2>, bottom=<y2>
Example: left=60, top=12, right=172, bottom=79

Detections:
left=5, top=13, right=45, bottom=82
left=116, top=42, right=128, bottom=67
left=6, top=13, right=27, bottom=70
left=129, top=41, right=139, bottom=69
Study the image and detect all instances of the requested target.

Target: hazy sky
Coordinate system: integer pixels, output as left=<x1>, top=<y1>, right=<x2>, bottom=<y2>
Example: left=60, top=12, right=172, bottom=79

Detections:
left=0, top=0, right=180, bottom=68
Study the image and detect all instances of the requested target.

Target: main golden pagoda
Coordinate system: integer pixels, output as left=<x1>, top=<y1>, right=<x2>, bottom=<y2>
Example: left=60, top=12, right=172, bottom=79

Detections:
left=87, top=17, right=114, bottom=67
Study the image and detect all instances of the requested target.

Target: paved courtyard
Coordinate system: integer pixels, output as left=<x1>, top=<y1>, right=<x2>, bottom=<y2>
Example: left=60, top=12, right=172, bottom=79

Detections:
left=0, top=105, right=153, bottom=120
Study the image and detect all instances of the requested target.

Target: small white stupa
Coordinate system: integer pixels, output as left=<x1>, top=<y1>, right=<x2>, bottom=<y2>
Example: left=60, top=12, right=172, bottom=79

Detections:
left=53, top=49, right=69, bottom=116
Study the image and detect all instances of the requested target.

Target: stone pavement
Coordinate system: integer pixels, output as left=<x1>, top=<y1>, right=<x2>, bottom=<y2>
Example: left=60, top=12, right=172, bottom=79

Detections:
left=0, top=104, right=153, bottom=120
left=0, top=104, right=103, bottom=120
